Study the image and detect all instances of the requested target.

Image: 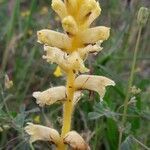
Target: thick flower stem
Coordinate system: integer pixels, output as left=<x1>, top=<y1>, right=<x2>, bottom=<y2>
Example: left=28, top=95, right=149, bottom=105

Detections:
left=58, top=70, right=75, bottom=150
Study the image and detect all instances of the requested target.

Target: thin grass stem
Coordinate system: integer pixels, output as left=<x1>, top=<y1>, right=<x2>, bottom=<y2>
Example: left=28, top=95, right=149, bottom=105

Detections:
left=118, top=26, right=142, bottom=150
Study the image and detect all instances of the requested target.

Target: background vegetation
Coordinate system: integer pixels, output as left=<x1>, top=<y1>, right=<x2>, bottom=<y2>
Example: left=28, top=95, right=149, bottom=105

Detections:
left=0, top=0, right=149, bottom=149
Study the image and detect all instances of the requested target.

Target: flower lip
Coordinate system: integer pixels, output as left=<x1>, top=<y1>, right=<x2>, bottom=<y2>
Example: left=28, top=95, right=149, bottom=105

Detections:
left=75, top=75, right=115, bottom=98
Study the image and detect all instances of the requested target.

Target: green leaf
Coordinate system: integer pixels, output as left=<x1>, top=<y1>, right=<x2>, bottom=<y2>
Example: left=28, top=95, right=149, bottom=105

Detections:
left=121, top=136, right=135, bottom=150
left=14, top=113, right=26, bottom=128
left=88, top=101, right=118, bottom=121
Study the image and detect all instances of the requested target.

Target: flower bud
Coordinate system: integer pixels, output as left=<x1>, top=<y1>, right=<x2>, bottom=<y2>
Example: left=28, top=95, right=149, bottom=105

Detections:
left=85, top=1, right=101, bottom=27
left=137, top=7, right=149, bottom=26
left=62, top=16, right=78, bottom=36
left=52, top=0, right=67, bottom=20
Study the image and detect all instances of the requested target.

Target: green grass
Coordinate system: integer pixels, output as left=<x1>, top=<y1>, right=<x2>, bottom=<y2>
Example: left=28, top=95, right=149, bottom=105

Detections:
left=0, top=0, right=150, bottom=149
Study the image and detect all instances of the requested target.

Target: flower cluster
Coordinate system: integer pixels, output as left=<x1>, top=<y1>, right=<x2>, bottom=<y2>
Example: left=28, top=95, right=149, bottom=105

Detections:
left=25, top=0, right=115, bottom=149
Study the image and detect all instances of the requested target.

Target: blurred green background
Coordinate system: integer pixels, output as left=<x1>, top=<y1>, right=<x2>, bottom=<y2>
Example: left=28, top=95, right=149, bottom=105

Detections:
left=0, top=0, right=150, bottom=149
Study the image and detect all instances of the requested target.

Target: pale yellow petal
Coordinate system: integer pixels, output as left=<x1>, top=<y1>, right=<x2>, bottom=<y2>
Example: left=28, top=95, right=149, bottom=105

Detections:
left=62, top=16, right=78, bottom=36
left=81, top=26, right=110, bottom=44
left=64, top=0, right=78, bottom=16
left=78, top=0, right=97, bottom=21
left=43, top=45, right=66, bottom=64
left=85, top=1, right=101, bottom=27
left=43, top=46, right=89, bottom=73
left=37, top=29, right=71, bottom=51
left=51, top=0, right=68, bottom=19
left=63, top=131, right=90, bottom=150
left=75, top=75, right=115, bottom=98
left=33, top=85, right=82, bottom=106
left=78, top=43, right=103, bottom=59
left=25, top=123, right=60, bottom=144
left=67, top=52, right=89, bottom=73
left=32, top=86, right=66, bottom=107
left=73, top=91, right=83, bottom=106
left=43, top=46, right=69, bottom=71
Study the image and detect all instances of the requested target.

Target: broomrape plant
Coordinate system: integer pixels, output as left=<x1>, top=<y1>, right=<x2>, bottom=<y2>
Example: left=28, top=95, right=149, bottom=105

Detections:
left=25, top=0, right=115, bottom=149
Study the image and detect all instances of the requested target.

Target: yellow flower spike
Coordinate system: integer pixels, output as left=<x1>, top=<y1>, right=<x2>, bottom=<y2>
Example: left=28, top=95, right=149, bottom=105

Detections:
left=28, top=0, right=112, bottom=149
left=53, top=66, right=63, bottom=77
left=51, top=0, right=68, bottom=20
left=25, top=123, right=60, bottom=144
left=37, top=30, right=71, bottom=51
left=81, top=26, right=110, bottom=44
left=62, top=16, right=78, bottom=36
left=63, top=131, right=90, bottom=150
left=75, top=75, right=115, bottom=98
left=33, top=86, right=66, bottom=107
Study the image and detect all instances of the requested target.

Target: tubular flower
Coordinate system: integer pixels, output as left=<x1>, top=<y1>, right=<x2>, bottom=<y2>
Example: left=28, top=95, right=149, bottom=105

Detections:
left=37, top=30, right=71, bottom=52
left=25, top=123, right=89, bottom=150
left=51, top=0, right=68, bottom=20
left=25, top=0, right=115, bottom=149
left=32, top=86, right=66, bottom=107
left=25, top=123, right=60, bottom=144
left=33, top=86, right=83, bottom=107
left=75, top=75, right=115, bottom=98
left=80, top=26, right=110, bottom=44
